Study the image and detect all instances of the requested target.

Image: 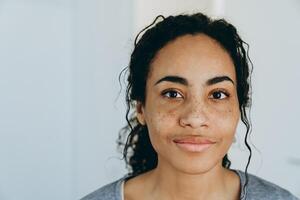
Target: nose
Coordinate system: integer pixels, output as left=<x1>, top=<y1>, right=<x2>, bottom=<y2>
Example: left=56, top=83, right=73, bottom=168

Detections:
left=179, top=100, right=209, bottom=129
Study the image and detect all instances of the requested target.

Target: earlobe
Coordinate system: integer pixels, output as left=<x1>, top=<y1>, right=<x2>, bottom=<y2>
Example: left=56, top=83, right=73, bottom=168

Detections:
left=136, top=102, right=146, bottom=125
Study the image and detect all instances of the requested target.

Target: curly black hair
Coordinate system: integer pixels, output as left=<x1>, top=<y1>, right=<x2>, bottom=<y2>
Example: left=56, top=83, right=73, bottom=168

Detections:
left=117, top=12, right=253, bottom=199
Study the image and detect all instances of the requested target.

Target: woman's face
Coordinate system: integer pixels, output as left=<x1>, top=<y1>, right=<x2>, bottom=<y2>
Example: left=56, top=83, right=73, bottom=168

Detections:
left=137, top=34, right=240, bottom=174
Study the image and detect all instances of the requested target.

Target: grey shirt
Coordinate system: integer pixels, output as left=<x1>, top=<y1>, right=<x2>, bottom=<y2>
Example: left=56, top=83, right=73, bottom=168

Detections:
left=81, top=169, right=299, bottom=200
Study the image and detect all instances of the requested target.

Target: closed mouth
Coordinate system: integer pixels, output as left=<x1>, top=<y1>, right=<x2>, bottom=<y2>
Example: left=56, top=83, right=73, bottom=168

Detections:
left=173, top=137, right=216, bottom=152
left=173, top=137, right=216, bottom=145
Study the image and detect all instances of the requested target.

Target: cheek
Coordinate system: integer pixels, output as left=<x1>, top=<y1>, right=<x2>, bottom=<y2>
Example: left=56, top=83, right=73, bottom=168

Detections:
left=144, top=107, right=178, bottom=150
left=208, top=106, right=239, bottom=158
left=145, top=109, right=177, bottom=136
left=211, top=105, right=240, bottom=139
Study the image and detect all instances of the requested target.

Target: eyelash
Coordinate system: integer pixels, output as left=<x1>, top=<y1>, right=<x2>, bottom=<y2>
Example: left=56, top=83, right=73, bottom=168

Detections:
left=209, top=89, right=230, bottom=100
left=161, top=89, right=230, bottom=100
left=161, top=89, right=183, bottom=99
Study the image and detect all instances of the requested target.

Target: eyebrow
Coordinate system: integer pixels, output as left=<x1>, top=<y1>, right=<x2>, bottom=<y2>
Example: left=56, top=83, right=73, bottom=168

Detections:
left=155, top=76, right=188, bottom=86
left=154, top=75, right=235, bottom=86
left=206, top=76, right=235, bottom=86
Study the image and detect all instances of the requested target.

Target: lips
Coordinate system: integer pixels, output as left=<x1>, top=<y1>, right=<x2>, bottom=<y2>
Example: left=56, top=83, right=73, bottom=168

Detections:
left=173, top=137, right=216, bottom=152
left=173, top=137, right=216, bottom=144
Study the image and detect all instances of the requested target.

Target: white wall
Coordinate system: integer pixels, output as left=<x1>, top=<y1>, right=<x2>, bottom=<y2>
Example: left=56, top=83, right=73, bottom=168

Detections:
left=0, top=0, right=132, bottom=199
left=0, top=0, right=299, bottom=199
left=132, top=0, right=214, bottom=35
left=72, top=0, right=132, bottom=198
left=0, top=1, right=73, bottom=199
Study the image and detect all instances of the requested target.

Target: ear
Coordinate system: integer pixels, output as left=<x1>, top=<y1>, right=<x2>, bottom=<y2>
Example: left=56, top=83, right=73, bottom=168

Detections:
left=136, top=101, right=146, bottom=125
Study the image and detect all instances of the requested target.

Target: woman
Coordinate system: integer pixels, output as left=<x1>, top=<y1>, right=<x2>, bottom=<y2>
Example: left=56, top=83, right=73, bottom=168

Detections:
left=81, top=13, right=299, bottom=200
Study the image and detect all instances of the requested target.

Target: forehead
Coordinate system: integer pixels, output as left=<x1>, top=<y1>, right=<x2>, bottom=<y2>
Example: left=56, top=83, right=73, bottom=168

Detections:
left=148, top=34, right=236, bottom=85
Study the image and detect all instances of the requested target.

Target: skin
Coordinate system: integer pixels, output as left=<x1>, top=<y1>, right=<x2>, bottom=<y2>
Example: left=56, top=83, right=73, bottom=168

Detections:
left=124, top=34, right=241, bottom=200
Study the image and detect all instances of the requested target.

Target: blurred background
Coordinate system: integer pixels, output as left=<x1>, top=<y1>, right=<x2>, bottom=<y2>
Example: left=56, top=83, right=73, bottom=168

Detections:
left=0, top=0, right=299, bottom=199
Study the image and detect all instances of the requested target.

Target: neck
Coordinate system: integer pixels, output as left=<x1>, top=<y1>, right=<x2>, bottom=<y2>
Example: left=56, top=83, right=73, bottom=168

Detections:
left=145, top=159, right=232, bottom=200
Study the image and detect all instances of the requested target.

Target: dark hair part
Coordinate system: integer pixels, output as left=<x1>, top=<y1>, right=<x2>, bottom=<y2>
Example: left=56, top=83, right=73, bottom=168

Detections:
left=118, top=13, right=253, bottom=199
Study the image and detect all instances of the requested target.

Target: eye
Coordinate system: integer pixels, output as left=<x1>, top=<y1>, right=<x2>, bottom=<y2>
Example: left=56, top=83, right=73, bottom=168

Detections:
left=209, top=90, right=229, bottom=100
left=161, top=90, right=183, bottom=99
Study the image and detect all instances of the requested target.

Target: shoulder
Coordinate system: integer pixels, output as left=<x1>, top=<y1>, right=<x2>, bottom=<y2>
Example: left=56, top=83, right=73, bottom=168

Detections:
left=235, top=170, right=299, bottom=200
left=80, top=176, right=126, bottom=200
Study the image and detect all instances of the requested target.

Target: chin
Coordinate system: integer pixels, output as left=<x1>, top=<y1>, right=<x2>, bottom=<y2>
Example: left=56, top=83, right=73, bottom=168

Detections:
left=171, top=159, right=220, bottom=175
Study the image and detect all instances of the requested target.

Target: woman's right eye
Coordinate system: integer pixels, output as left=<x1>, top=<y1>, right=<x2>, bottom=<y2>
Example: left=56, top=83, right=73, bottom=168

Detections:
left=161, top=90, right=183, bottom=99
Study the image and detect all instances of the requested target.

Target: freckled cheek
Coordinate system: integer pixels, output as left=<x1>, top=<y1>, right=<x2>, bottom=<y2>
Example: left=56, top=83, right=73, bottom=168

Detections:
left=209, top=102, right=234, bottom=113
left=146, top=111, right=177, bottom=134
left=210, top=106, right=239, bottom=138
left=145, top=109, right=178, bottom=148
left=209, top=110, right=238, bottom=155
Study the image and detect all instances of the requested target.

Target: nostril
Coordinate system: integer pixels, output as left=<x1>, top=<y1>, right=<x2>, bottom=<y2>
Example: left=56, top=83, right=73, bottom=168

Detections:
left=179, top=111, right=208, bottom=128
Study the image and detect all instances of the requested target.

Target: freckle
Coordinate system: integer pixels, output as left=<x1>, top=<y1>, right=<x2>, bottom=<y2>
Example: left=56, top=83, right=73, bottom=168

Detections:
left=159, top=110, right=176, bottom=119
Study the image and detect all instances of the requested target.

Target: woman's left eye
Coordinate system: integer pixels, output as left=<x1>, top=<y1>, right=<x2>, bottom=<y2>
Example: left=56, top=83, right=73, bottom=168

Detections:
left=209, top=90, right=229, bottom=100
